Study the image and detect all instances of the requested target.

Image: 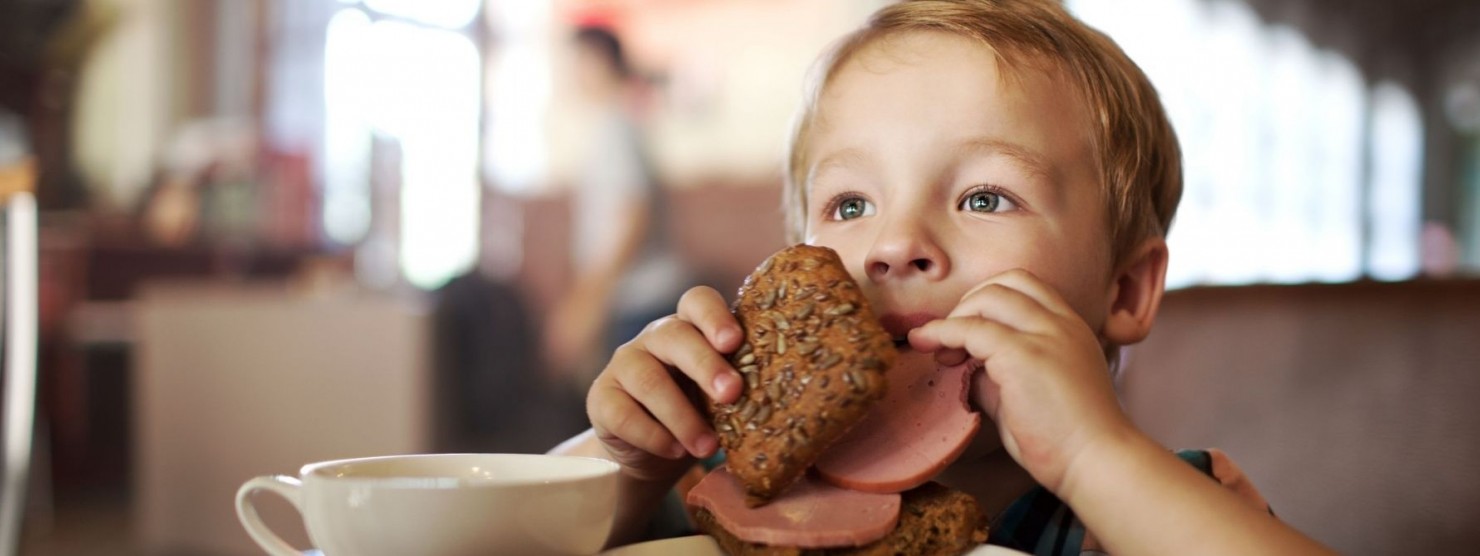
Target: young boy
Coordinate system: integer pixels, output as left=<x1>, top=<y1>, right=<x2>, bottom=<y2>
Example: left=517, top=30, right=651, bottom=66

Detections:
left=552, top=1, right=1332, bottom=553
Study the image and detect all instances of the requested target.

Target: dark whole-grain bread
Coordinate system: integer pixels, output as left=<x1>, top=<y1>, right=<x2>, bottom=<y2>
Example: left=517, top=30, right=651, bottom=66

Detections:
left=710, top=244, right=896, bottom=505
left=693, top=482, right=990, bottom=555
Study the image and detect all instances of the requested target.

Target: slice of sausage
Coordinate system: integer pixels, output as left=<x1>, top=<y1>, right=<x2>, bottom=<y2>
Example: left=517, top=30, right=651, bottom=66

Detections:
left=814, top=357, right=980, bottom=493
left=685, top=466, right=901, bottom=548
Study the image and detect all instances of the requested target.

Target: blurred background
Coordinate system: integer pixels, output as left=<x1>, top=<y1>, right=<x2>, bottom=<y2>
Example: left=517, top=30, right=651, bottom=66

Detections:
left=0, top=0, right=1477, bottom=554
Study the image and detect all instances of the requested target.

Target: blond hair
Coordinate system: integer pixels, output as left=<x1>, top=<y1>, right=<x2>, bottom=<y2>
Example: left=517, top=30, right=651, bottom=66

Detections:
left=783, top=0, right=1182, bottom=267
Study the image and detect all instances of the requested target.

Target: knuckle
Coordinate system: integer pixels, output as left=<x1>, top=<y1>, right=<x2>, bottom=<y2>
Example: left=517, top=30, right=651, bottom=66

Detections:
left=587, top=390, right=622, bottom=430
left=677, top=286, right=723, bottom=317
left=1019, top=337, right=1053, bottom=361
left=608, top=414, right=652, bottom=451
left=1005, top=268, right=1039, bottom=281
left=677, top=286, right=712, bottom=308
left=601, top=402, right=659, bottom=450
left=982, top=283, right=1012, bottom=297
left=605, top=344, right=633, bottom=367
left=647, top=315, right=686, bottom=336
left=626, top=363, right=671, bottom=397
left=703, top=351, right=730, bottom=376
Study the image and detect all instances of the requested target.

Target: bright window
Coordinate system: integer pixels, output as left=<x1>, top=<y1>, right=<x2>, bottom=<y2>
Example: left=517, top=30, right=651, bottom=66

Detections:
left=1068, top=0, right=1421, bottom=287
left=363, top=0, right=479, bottom=29
left=483, top=1, right=552, bottom=193
left=323, top=3, right=482, bottom=289
left=1368, top=83, right=1425, bottom=280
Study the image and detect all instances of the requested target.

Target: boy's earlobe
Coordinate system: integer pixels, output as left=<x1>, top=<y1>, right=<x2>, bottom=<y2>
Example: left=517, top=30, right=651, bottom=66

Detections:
left=1102, top=239, right=1169, bottom=346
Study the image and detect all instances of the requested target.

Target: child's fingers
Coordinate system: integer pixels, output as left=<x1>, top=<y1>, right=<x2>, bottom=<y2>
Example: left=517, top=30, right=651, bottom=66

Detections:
left=588, top=381, right=687, bottom=460
left=958, top=269, right=1078, bottom=321
left=607, top=344, right=720, bottom=458
left=971, top=367, right=1003, bottom=417
left=934, top=347, right=970, bottom=367
left=676, top=286, right=744, bottom=353
left=949, top=282, right=1058, bottom=334
left=637, top=316, right=743, bottom=404
left=908, top=315, right=1019, bottom=366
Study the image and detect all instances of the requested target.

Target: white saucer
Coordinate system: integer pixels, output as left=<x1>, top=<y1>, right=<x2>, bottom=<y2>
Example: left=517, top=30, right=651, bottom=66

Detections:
left=965, top=544, right=1032, bottom=555
left=599, top=535, right=724, bottom=555
left=598, top=536, right=1029, bottom=555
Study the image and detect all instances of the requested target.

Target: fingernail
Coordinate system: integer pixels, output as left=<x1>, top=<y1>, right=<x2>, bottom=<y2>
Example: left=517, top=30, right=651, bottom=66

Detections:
left=668, top=441, right=687, bottom=459
left=712, top=373, right=738, bottom=399
left=718, top=326, right=740, bottom=348
left=695, top=433, right=718, bottom=457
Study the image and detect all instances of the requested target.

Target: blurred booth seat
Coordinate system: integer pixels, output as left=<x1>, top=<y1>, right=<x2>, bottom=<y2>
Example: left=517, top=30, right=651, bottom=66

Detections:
left=134, top=281, right=430, bottom=555
left=1121, top=280, right=1480, bottom=555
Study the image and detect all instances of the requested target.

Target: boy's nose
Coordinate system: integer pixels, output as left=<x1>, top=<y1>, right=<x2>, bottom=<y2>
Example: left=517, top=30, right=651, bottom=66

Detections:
left=864, top=216, right=949, bottom=283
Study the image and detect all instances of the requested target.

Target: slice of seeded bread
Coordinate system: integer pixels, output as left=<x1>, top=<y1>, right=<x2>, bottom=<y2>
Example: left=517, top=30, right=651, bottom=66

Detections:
left=693, top=482, right=990, bottom=555
left=710, top=245, right=896, bottom=505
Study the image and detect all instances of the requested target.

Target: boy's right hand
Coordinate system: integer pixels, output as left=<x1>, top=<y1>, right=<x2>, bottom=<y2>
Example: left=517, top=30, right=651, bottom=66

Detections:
left=586, top=286, right=746, bottom=483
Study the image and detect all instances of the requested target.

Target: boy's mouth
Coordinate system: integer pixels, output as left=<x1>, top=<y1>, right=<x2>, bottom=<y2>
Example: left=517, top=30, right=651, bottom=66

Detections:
left=878, top=312, right=940, bottom=350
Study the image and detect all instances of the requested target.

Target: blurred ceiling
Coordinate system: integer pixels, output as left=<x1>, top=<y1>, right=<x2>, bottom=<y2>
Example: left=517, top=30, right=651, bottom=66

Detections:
left=0, top=0, right=1476, bottom=114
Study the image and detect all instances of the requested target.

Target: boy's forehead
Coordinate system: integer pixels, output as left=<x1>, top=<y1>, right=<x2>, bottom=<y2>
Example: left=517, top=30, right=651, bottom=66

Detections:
left=800, top=28, right=1101, bottom=211
left=810, top=30, right=1091, bottom=152
left=813, top=31, right=1074, bottom=133
left=842, top=30, right=1064, bottom=91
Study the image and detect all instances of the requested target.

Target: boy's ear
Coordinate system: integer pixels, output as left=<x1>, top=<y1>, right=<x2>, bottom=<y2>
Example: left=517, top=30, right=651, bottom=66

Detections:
left=1102, top=238, right=1169, bottom=346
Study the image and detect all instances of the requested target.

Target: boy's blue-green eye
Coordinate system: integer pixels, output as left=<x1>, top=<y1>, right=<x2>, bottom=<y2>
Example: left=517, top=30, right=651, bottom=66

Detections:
left=835, top=197, right=875, bottom=220
left=962, top=191, right=1002, bottom=212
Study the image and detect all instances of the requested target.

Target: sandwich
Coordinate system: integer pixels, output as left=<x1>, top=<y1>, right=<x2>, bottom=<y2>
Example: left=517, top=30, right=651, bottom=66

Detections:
left=686, top=245, right=988, bottom=555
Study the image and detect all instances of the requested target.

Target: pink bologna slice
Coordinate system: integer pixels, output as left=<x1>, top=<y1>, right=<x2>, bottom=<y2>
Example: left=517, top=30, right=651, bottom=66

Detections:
left=815, top=358, right=980, bottom=493
left=686, top=466, right=900, bottom=548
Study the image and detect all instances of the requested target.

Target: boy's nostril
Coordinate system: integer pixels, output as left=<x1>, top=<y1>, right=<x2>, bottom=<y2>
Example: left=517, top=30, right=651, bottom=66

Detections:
left=869, top=261, right=890, bottom=277
left=912, top=259, right=930, bottom=271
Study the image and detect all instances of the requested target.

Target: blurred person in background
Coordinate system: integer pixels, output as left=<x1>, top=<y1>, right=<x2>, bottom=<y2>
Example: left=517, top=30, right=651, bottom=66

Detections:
left=544, top=26, right=691, bottom=392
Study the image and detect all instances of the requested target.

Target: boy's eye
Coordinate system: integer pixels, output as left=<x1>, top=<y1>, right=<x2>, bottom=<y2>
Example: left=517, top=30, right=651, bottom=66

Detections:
left=960, top=190, right=1016, bottom=213
left=832, top=196, right=876, bottom=220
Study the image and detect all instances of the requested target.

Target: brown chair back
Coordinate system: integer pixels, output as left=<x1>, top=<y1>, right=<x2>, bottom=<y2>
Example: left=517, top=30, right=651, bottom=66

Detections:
left=1122, top=281, right=1480, bottom=555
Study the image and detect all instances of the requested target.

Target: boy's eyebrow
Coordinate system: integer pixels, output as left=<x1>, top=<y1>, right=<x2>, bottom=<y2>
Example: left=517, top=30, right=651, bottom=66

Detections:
left=809, top=138, right=1056, bottom=187
left=809, top=147, right=873, bottom=184
left=954, top=137, right=1055, bottom=183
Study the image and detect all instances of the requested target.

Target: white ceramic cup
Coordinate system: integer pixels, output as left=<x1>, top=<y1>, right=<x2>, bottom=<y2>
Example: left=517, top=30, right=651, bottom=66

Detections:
left=235, top=453, right=620, bottom=556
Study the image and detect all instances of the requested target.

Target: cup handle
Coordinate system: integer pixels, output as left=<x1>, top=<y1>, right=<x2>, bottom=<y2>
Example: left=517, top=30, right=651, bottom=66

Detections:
left=236, top=475, right=312, bottom=556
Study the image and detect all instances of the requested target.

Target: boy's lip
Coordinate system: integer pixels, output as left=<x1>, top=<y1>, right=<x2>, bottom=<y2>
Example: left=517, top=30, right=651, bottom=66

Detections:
left=878, top=312, right=942, bottom=345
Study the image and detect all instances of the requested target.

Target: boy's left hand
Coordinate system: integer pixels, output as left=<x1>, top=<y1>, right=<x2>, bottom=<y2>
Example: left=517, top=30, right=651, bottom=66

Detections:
left=907, top=269, right=1136, bottom=495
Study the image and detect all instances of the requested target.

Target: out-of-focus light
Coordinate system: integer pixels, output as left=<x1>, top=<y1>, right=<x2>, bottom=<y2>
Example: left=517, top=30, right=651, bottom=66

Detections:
left=484, top=1, right=552, bottom=193
left=1309, top=52, right=1365, bottom=283
left=364, top=0, right=478, bottom=29
left=361, top=20, right=482, bottom=289
left=324, top=9, right=374, bottom=245
left=1071, top=0, right=1384, bottom=288
left=1368, top=82, right=1424, bottom=281
left=1446, top=82, right=1480, bottom=132
left=323, top=10, right=482, bottom=289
